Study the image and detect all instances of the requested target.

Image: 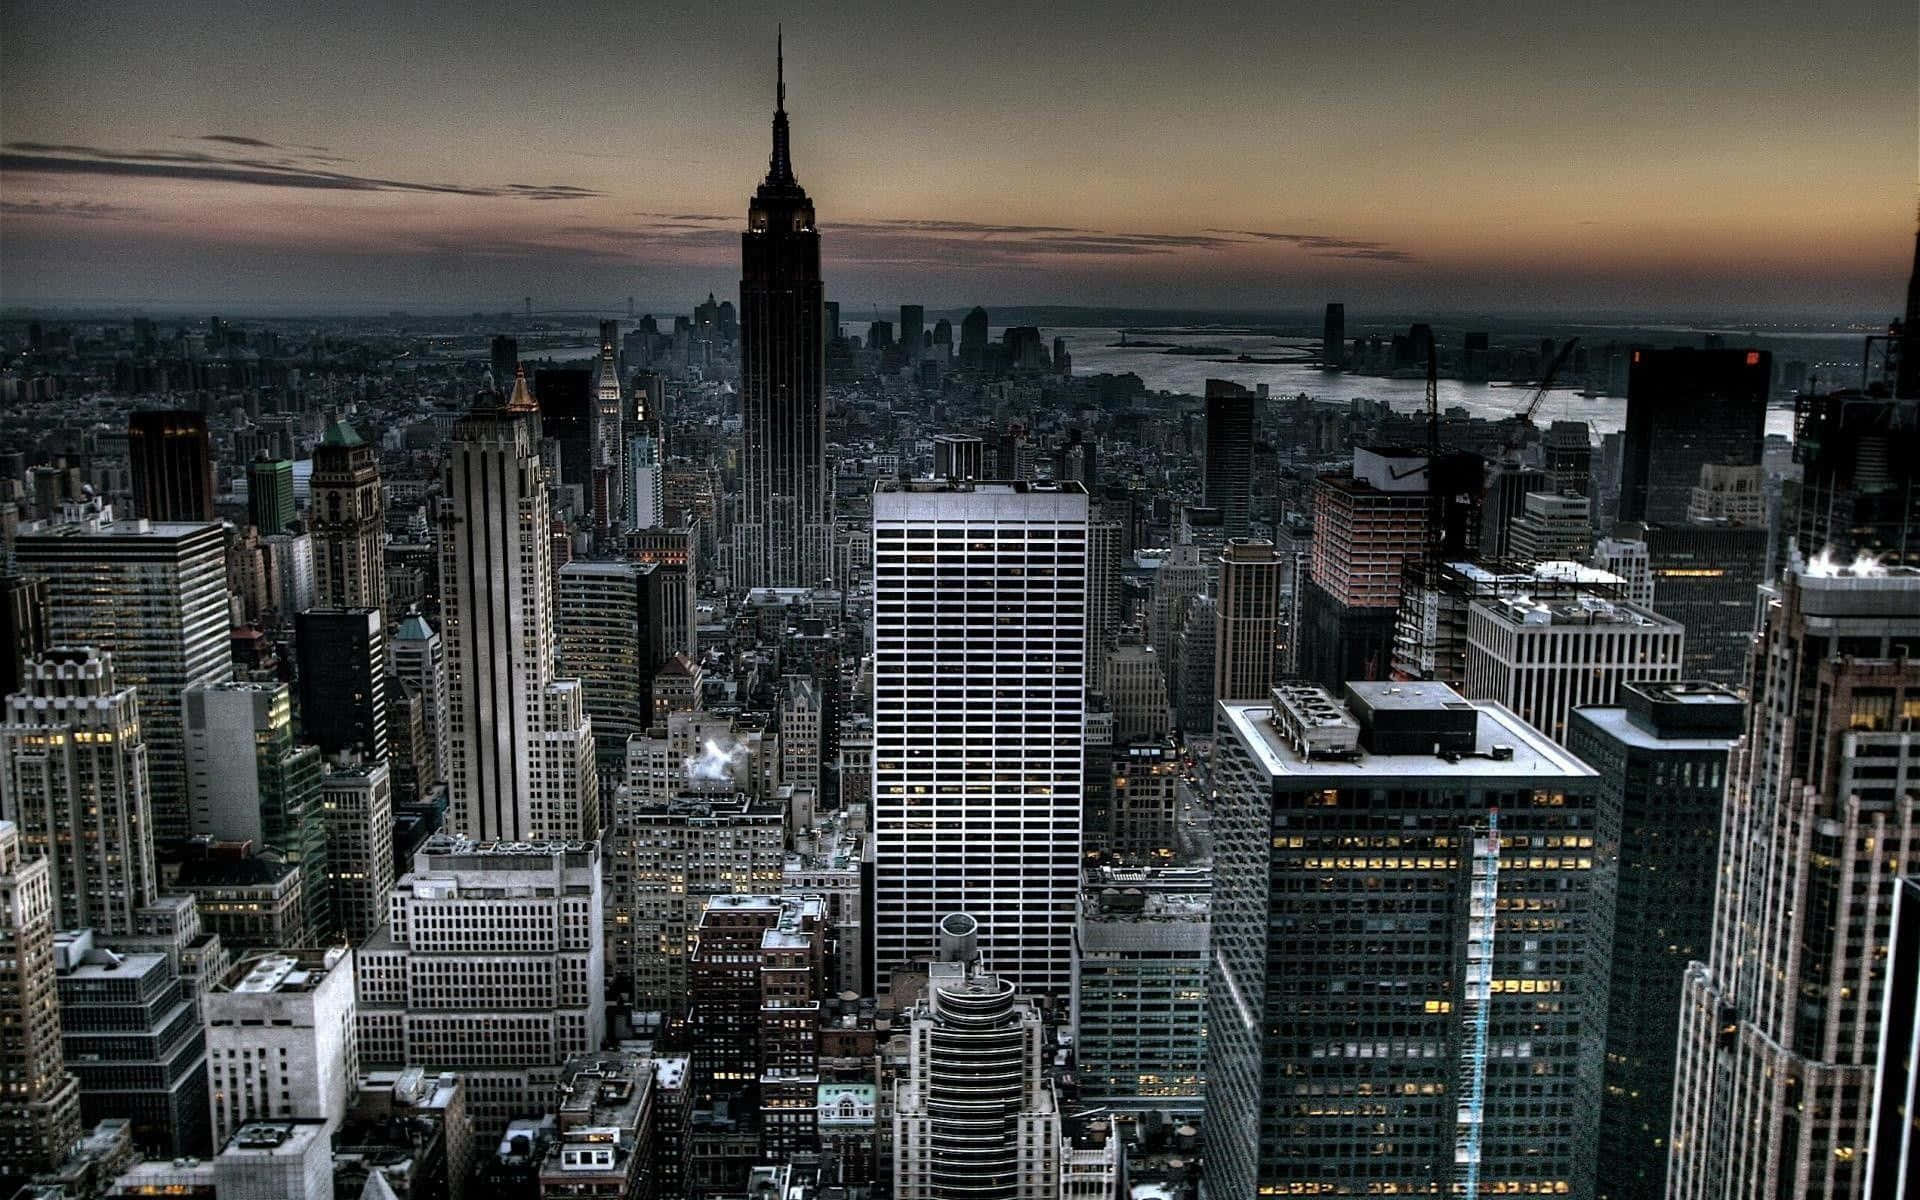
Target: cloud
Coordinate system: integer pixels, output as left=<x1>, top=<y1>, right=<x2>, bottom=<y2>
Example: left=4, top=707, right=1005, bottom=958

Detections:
left=833, top=218, right=1086, bottom=236
left=630, top=211, right=731, bottom=222
left=1, top=141, right=602, bottom=200
left=199, top=134, right=279, bottom=148
left=0, top=198, right=145, bottom=220
left=1206, top=228, right=1418, bottom=262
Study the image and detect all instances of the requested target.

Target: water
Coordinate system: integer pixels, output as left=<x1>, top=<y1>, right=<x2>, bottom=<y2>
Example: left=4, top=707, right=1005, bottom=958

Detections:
left=1043, top=327, right=1798, bottom=441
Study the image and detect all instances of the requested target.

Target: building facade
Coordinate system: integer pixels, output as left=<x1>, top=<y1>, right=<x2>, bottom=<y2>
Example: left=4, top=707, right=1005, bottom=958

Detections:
left=1206, top=682, right=1607, bottom=1198
left=439, top=373, right=599, bottom=842
left=1669, top=564, right=1920, bottom=1200
left=1, top=648, right=158, bottom=935
left=871, top=481, right=1088, bottom=997
left=309, top=419, right=387, bottom=610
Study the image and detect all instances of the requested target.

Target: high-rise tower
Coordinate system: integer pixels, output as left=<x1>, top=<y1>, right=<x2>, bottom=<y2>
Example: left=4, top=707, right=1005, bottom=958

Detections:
left=1203, top=379, right=1255, bottom=539
left=0, top=819, right=82, bottom=1183
left=310, top=419, right=386, bottom=610
left=737, top=31, right=830, bottom=588
left=1669, top=562, right=1920, bottom=1199
left=438, top=372, right=599, bottom=842
left=0, top=648, right=159, bottom=936
left=871, top=481, right=1088, bottom=997
left=128, top=410, right=215, bottom=523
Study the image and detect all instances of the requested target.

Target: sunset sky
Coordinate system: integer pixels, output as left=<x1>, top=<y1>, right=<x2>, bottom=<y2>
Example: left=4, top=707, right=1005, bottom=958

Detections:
left=2, top=0, right=1913, bottom=315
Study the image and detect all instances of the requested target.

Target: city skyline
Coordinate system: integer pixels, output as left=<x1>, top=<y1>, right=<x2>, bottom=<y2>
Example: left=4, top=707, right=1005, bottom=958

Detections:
left=1, top=0, right=1914, bottom=315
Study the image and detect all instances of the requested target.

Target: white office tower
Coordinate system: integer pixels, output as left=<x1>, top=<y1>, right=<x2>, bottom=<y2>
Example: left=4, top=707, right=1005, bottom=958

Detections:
left=14, top=503, right=232, bottom=844
left=205, top=947, right=357, bottom=1148
left=1464, top=593, right=1684, bottom=745
left=1592, top=536, right=1654, bottom=606
left=592, top=333, right=627, bottom=532
left=872, top=480, right=1088, bottom=996
left=1, top=648, right=158, bottom=935
left=1669, top=562, right=1920, bottom=1200
left=627, top=420, right=665, bottom=532
left=387, top=611, right=448, bottom=793
left=356, top=834, right=605, bottom=1130
left=438, top=372, right=599, bottom=841
left=893, top=914, right=1062, bottom=1200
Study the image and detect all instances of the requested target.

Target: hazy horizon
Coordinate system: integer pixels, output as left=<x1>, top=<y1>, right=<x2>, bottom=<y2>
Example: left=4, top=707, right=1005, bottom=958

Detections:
left=2, top=0, right=1914, bottom=316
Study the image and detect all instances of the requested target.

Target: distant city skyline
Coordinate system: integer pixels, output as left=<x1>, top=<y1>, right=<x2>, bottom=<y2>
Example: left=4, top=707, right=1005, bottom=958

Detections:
left=1, top=0, right=1913, bottom=315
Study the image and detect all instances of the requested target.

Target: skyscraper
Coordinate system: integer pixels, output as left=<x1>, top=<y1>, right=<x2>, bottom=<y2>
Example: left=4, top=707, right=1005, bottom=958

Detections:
left=1787, top=389, right=1920, bottom=569
left=183, top=681, right=329, bottom=941
left=898, top=304, right=924, bottom=358
left=1202, top=379, right=1255, bottom=539
left=356, top=835, right=606, bottom=1130
left=247, top=456, right=297, bottom=535
left=15, top=508, right=232, bottom=844
left=1867, top=875, right=1919, bottom=1197
left=489, top=334, right=518, bottom=387
left=128, top=409, right=215, bottom=523
left=959, top=306, right=989, bottom=370
left=0, top=648, right=158, bottom=936
left=309, top=419, right=386, bottom=611
left=555, top=560, right=661, bottom=778
left=893, top=914, right=1064, bottom=1200
left=1297, top=447, right=1432, bottom=686
left=591, top=324, right=626, bottom=535
left=386, top=611, right=447, bottom=796
left=1618, top=348, right=1769, bottom=524
left=871, top=481, right=1088, bottom=996
left=1207, top=682, right=1606, bottom=1197
left=1669, top=561, right=1920, bottom=1200
left=737, top=34, right=830, bottom=589
left=294, top=607, right=388, bottom=764
left=1464, top=592, right=1684, bottom=745
left=0, top=819, right=82, bottom=1183
left=1568, top=681, right=1743, bottom=1200
left=1322, top=302, right=1345, bottom=368
left=439, top=372, right=599, bottom=842
left=1213, top=537, right=1284, bottom=708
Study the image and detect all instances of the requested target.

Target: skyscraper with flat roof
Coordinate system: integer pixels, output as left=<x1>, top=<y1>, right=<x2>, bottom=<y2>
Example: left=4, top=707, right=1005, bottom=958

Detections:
left=1, top=648, right=158, bottom=935
left=294, top=607, right=387, bottom=764
left=1569, top=681, right=1743, bottom=1200
left=1203, top=379, right=1255, bottom=540
left=15, top=508, right=232, bottom=844
left=871, top=480, right=1088, bottom=997
left=1619, top=348, right=1769, bottom=524
left=1213, top=538, right=1283, bottom=709
left=1322, top=302, right=1345, bottom=367
left=1206, top=682, right=1607, bottom=1198
left=128, top=409, right=214, bottom=523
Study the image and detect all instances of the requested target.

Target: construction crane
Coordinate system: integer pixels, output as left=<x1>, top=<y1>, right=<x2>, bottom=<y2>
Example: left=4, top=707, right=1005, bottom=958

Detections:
left=1497, top=336, right=1581, bottom=460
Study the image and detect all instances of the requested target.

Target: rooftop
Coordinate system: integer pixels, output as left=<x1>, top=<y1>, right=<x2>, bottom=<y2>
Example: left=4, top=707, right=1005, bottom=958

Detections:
left=1475, top=593, right=1679, bottom=630
left=1221, top=683, right=1596, bottom=782
left=216, top=948, right=348, bottom=994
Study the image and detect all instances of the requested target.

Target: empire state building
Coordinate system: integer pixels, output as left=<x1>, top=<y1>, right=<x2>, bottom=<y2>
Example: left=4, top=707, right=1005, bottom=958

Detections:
left=735, top=33, right=831, bottom=589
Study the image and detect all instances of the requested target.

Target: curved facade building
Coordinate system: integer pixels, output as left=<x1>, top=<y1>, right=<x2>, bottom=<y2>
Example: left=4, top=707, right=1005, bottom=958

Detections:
left=894, top=914, right=1061, bottom=1200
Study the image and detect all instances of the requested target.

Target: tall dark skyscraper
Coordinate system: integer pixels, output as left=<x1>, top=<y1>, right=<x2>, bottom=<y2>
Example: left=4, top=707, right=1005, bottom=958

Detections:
left=127, top=410, right=214, bottom=523
left=898, top=303, right=924, bottom=356
left=1898, top=219, right=1920, bottom=401
left=294, top=607, right=388, bottom=764
left=489, top=334, right=518, bottom=388
left=1203, top=378, right=1255, bottom=539
left=737, top=33, right=829, bottom=588
left=1569, top=681, right=1742, bottom=1200
left=1618, top=348, right=1769, bottom=524
left=959, top=305, right=989, bottom=369
left=1322, top=302, right=1345, bottom=367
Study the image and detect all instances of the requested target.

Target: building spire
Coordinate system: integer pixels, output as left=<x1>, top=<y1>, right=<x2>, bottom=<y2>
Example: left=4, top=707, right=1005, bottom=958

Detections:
left=767, top=26, right=794, bottom=186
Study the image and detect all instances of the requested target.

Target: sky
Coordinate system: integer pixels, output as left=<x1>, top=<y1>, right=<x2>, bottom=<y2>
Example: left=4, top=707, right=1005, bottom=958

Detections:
left=1, top=0, right=1914, bottom=317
